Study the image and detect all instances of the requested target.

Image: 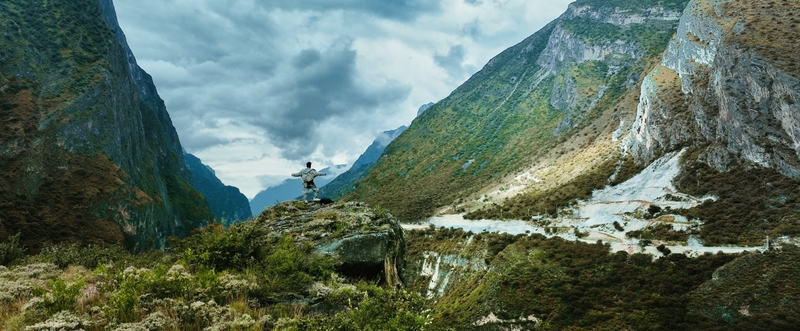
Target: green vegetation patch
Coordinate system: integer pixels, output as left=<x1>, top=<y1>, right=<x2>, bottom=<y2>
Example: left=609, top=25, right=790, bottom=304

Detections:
left=689, top=246, right=800, bottom=328
left=674, top=149, right=800, bottom=246
left=573, top=0, right=690, bottom=13
left=627, top=222, right=691, bottom=243
left=429, top=234, right=742, bottom=330
left=560, top=17, right=681, bottom=57
left=1, top=222, right=427, bottom=330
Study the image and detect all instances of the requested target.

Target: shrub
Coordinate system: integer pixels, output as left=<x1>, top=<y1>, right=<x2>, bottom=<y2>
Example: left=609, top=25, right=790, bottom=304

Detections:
left=627, top=223, right=689, bottom=242
left=108, top=269, right=142, bottom=323
left=24, top=311, right=90, bottom=331
left=647, top=204, right=662, bottom=217
left=656, top=244, right=671, bottom=256
left=31, top=242, right=130, bottom=269
left=172, top=224, right=264, bottom=271
left=43, top=277, right=85, bottom=314
left=0, top=232, right=27, bottom=266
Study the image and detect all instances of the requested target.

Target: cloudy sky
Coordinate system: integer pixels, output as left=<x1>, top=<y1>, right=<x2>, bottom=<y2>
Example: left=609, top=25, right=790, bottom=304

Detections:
left=112, top=0, right=574, bottom=199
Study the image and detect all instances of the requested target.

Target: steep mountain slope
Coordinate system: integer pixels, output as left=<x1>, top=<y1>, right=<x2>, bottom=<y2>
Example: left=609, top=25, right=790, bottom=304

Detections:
left=349, top=0, right=689, bottom=222
left=618, top=0, right=800, bottom=245
left=318, top=126, right=408, bottom=200
left=466, top=0, right=800, bottom=247
left=0, top=0, right=213, bottom=251
left=184, top=152, right=251, bottom=225
left=351, top=0, right=800, bottom=246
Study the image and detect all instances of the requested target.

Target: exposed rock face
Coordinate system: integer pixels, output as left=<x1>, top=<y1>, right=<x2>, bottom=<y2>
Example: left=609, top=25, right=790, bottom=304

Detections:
left=0, top=0, right=213, bottom=251
left=253, top=201, right=405, bottom=287
left=629, top=0, right=800, bottom=177
left=184, top=152, right=252, bottom=225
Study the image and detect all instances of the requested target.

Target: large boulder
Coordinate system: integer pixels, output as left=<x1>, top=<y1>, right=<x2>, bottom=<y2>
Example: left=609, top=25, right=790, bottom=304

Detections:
left=252, top=201, right=405, bottom=287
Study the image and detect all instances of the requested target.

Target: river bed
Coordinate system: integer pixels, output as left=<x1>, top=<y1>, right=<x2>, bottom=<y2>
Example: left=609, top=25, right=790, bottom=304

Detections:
left=402, top=213, right=767, bottom=257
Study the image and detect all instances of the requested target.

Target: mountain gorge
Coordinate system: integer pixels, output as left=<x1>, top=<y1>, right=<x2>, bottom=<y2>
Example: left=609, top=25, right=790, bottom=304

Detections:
left=3, top=0, right=800, bottom=330
left=0, top=0, right=213, bottom=251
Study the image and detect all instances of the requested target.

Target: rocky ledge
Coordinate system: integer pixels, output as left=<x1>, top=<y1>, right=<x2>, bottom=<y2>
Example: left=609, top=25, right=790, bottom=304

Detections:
left=252, top=201, right=405, bottom=287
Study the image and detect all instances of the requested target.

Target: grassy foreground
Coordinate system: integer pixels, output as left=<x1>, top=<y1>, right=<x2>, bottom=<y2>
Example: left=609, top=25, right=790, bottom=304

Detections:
left=3, top=222, right=800, bottom=330
left=0, top=222, right=427, bottom=331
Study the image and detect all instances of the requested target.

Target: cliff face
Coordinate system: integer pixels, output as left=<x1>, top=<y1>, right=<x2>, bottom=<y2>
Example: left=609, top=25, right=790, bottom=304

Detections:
left=184, top=152, right=252, bottom=225
left=349, top=0, right=688, bottom=221
left=629, top=0, right=800, bottom=178
left=0, top=0, right=213, bottom=251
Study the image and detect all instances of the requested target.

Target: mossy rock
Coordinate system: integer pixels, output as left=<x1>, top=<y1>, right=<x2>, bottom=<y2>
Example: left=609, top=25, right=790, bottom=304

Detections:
left=253, top=201, right=405, bottom=287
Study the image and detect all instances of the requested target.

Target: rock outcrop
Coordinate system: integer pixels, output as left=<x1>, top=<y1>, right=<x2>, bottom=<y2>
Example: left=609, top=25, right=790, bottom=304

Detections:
left=252, top=201, right=405, bottom=287
left=629, top=0, right=800, bottom=177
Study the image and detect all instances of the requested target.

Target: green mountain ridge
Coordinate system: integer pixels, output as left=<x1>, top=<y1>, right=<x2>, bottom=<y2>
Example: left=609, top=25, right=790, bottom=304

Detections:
left=348, top=0, right=800, bottom=247
left=0, top=0, right=214, bottom=251
left=349, top=0, right=689, bottom=222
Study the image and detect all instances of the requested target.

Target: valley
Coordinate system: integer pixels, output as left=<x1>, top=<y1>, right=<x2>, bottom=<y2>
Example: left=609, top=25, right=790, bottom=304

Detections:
left=3, top=0, right=800, bottom=329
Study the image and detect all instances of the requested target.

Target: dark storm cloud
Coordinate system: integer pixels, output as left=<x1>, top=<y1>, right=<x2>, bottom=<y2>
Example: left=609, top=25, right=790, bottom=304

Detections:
left=256, top=40, right=410, bottom=160
left=292, top=49, right=322, bottom=69
left=258, top=0, right=443, bottom=21
left=114, top=1, right=411, bottom=161
left=434, top=44, right=467, bottom=77
left=115, top=0, right=279, bottom=65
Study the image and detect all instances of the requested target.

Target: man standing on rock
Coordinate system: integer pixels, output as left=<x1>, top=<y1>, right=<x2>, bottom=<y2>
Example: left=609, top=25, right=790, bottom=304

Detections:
left=292, top=162, right=326, bottom=202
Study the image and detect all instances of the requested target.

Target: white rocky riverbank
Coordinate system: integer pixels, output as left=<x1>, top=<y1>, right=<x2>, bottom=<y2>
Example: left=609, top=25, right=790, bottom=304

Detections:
left=403, top=150, right=771, bottom=258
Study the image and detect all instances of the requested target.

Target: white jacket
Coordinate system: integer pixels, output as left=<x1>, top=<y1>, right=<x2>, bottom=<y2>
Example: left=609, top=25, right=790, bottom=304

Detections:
left=292, top=168, right=326, bottom=185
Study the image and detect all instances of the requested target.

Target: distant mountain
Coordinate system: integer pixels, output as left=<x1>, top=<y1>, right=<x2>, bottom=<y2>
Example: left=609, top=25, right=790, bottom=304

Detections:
left=0, top=0, right=213, bottom=251
left=184, top=152, right=252, bottom=225
left=319, top=126, right=408, bottom=200
left=249, top=165, right=347, bottom=214
left=417, top=102, right=435, bottom=117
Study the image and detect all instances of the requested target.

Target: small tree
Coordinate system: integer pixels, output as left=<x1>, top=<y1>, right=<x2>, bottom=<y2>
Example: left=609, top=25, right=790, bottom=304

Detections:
left=0, top=232, right=26, bottom=266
